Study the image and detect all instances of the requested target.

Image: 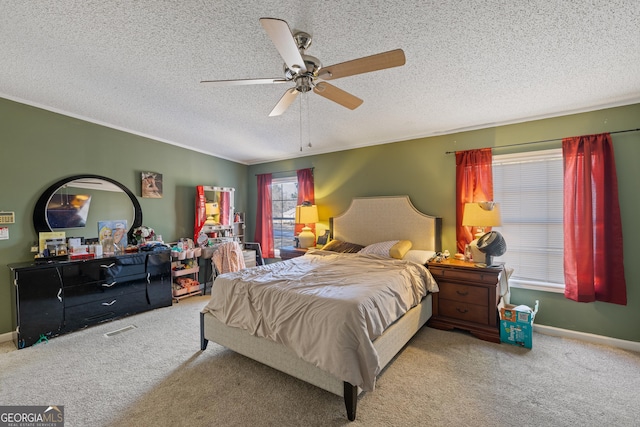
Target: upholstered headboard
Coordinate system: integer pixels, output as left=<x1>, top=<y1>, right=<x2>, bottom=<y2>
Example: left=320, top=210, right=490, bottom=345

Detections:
left=331, top=196, right=441, bottom=251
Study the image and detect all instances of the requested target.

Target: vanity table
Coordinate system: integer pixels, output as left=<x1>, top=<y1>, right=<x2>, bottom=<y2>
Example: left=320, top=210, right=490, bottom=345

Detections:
left=196, top=186, right=240, bottom=245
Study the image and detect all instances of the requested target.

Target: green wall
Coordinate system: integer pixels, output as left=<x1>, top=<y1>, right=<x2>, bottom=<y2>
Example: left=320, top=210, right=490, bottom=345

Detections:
left=248, top=103, right=640, bottom=343
left=2, top=95, right=639, bottom=343
left=0, top=97, right=248, bottom=334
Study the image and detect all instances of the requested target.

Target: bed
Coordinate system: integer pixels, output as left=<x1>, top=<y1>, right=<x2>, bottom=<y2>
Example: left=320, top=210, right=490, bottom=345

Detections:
left=200, top=196, right=442, bottom=420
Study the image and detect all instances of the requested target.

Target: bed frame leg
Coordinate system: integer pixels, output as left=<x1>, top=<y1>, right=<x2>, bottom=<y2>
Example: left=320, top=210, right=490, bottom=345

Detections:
left=343, top=382, right=357, bottom=421
left=200, top=312, right=209, bottom=351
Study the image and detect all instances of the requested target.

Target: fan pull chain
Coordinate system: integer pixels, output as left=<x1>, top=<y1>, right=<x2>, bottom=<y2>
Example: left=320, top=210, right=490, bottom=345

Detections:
left=306, top=93, right=312, bottom=148
left=299, top=92, right=312, bottom=151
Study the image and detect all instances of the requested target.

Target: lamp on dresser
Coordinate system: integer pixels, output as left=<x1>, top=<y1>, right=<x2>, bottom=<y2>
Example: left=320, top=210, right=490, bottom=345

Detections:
left=295, top=203, right=319, bottom=249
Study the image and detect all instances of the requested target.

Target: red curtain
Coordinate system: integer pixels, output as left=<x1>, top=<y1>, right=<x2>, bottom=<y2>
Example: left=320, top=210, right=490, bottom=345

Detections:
left=563, top=133, right=627, bottom=305
left=254, top=173, right=274, bottom=258
left=455, top=149, right=493, bottom=254
left=295, top=168, right=316, bottom=236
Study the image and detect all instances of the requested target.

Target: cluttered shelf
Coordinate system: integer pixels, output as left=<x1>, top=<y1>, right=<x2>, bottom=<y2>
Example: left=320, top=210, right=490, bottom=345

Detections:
left=170, top=242, right=202, bottom=302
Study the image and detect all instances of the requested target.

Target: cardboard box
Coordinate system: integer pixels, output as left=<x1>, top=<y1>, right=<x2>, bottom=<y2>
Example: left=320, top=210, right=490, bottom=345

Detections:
left=69, top=244, right=89, bottom=255
left=500, top=304, right=536, bottom=324
left=498, top=300, right=539, bottom=349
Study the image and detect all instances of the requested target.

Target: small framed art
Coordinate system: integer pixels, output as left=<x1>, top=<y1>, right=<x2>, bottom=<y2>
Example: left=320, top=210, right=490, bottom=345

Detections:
left=141, top=172, right=163, bottom=198
left=316, top=230, right=330, bottom=246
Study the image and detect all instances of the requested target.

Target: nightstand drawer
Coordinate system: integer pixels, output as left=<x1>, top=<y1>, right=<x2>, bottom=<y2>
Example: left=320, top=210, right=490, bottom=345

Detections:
left=439, top=282, right=488, bottom=304
left=429, top=265, right=498, bottom=284
left=439, top=299, right=488, bottom=324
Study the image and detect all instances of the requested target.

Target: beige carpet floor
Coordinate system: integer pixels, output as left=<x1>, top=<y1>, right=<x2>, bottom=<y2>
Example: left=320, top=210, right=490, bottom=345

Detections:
left=1, top=295, right=638, bottom=427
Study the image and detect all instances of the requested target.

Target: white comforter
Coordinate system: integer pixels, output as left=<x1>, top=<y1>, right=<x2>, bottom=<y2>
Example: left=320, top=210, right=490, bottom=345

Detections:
left=202, top=250, right=438, bottom=391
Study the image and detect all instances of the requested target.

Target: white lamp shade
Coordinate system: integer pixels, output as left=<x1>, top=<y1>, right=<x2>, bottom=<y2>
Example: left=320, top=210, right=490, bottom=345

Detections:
left=295, top=205, right=319, bottom=225
left=462, top=202, right=502, bottom=227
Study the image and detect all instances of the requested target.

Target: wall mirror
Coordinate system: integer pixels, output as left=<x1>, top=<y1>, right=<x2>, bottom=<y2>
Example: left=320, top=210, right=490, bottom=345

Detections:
left=33, top=174, right=142, bottom=243
left=202, top=186, right=235, bottom=227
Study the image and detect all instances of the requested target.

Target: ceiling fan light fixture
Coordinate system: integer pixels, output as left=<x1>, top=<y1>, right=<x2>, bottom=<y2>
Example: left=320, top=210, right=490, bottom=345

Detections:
left=294, top=31, right=312, bottom=51
left=296, top=76, right=313, bottom=93
left=202, top=18, right=406, bottom=118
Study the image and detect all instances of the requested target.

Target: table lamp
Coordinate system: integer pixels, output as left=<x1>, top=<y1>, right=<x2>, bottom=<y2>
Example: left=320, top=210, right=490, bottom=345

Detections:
left=295, top=204, right=319, bottom=249
left=462, top=202, right=502, bottom=263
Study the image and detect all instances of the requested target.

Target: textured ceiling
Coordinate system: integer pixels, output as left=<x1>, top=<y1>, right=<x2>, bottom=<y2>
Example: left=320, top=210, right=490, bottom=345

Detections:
left=2, top=1, right=639, bottom=165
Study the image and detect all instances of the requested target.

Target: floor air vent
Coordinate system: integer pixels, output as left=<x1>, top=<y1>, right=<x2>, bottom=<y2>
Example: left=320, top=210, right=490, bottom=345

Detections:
left=104, top=325, right=137, bottom=337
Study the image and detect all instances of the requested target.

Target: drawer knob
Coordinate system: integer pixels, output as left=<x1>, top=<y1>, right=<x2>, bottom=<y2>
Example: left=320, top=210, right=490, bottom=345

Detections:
left=101, top=300, right=117, bottom=306
left=101, top=281, right=117, bottom=288
left=456, top=290, right=469, bottom=296
left=456, top=307, right=469, bottom=314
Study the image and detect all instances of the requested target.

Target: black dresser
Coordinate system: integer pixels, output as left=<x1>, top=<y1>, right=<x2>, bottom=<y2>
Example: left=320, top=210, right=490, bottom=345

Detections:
left=9, top=250, right=171, bottom=349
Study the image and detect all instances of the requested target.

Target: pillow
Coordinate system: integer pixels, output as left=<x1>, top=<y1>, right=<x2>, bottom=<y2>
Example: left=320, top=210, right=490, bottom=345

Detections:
left=359, top=240, right=399, bottom=257
left=403, top=250, right=436, bottom=265
left=389, top=240, right=412, bottom=259
left=321, top=239, right=364, bottom=253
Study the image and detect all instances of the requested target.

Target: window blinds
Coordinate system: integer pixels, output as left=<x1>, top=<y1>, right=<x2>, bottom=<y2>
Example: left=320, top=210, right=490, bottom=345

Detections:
left=492, top=149, right=564, bottom=286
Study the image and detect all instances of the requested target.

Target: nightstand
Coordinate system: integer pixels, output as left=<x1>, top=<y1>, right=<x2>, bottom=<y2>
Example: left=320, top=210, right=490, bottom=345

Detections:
left=279, top=246, right=308, bottom=260
left=427, top=259, right=501, bottom=343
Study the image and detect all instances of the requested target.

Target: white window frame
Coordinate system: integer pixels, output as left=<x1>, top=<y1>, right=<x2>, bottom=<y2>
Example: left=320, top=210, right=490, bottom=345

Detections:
left=492, top=148, right=565, bottom=294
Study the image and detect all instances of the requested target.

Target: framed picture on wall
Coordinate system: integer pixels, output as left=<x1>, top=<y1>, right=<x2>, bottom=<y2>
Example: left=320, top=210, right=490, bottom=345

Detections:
left=141, top=172, right=163, bottom=198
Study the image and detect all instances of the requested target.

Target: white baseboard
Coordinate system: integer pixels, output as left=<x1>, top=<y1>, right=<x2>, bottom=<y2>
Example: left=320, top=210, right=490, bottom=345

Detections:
left=534, top=324, right=640, bottom=353
left=0, top=332, right=13, bottom=344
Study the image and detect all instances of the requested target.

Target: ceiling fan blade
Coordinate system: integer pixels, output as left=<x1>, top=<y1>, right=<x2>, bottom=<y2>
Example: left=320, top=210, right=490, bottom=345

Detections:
left=259, top=18, right=308, bottom=73
left=200, top=78, right=288, bottom=86
left=269, top=88, right=300, bottom=116
left=313, top=82, right=363, bottom=110
left=319, top=49, right=406, bottom=80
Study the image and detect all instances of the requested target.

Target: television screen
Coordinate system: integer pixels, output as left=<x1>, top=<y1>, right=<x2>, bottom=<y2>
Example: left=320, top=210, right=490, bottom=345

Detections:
left=47, top=194, right=92, bottom=229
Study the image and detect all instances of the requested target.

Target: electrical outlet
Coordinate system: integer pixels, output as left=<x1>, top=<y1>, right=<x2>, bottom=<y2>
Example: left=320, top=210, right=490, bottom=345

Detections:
left=30, top=246, right=39, bottom=253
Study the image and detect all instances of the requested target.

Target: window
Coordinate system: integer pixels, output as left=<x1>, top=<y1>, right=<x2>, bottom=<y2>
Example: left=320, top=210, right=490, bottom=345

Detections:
left=271, top=176, right=298, bottom=252
left=492, top=149, right=564, bottom=292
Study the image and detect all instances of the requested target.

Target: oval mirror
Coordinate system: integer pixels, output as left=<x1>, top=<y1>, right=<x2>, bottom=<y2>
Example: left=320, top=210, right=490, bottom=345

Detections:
left=33, top=175, right=142, bottom=244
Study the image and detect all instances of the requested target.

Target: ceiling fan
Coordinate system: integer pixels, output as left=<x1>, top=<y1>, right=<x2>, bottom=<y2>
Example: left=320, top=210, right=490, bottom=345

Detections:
left=201, top=18, right=406, bottom=116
